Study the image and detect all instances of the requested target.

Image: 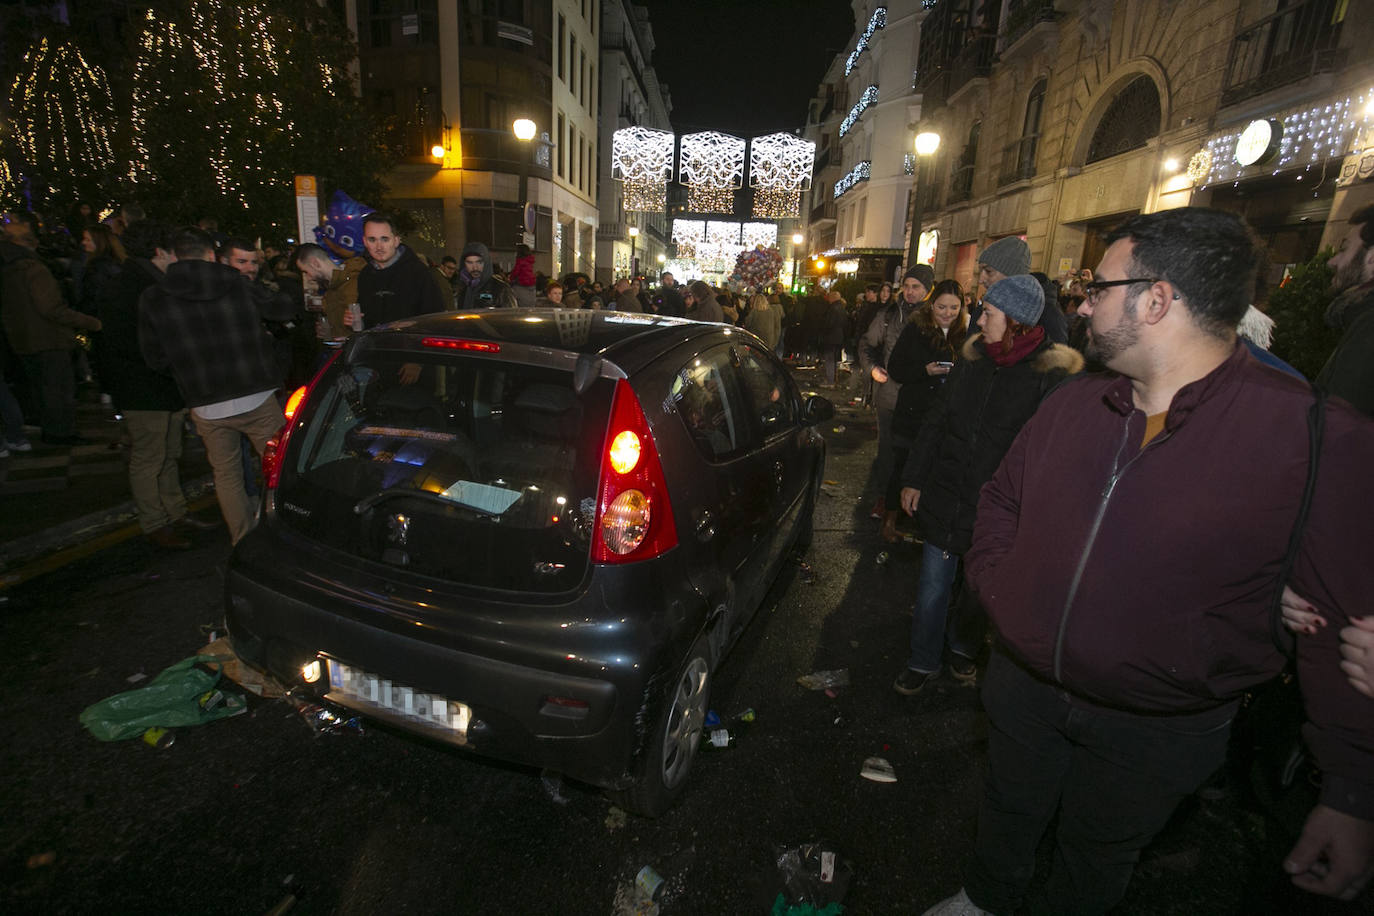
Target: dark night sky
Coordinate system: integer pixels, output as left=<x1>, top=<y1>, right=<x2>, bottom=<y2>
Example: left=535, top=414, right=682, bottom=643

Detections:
left=636, top=0, right=856, bottom=136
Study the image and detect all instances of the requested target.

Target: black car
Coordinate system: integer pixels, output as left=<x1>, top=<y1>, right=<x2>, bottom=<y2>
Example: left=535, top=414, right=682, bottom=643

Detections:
left=226, top=309, right=832, bottom=814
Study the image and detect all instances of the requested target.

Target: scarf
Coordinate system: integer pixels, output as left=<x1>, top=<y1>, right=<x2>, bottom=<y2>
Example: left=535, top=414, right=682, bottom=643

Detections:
left=989, top=325, right=1045, bottom=367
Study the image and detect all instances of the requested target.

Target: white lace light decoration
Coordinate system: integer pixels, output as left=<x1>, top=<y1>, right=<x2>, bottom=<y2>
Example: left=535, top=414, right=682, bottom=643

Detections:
left=671, top=219, right=706, bottom=259
left=834, top=161, right=871, bottom=199
left=612, top=126, right=675, bottom=212
left=702, top=220, right=744, bottom=263
left=741, top=222, right=778, bottom=251
left=846, top=7, right=887, bottom=75
left=749, top=132, right=815, bottom=219
left=840, top=85, right=879, bottom=137
left=679, top=131, right=746, bottom=215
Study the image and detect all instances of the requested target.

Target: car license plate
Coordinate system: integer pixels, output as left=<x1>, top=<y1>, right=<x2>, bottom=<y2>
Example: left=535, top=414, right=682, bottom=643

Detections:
left=327, top=660, right=471, bottom=737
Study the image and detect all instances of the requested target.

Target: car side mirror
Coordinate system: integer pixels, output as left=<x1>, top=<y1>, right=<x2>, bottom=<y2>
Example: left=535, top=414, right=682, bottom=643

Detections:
left=801, top=395, right=835, bottom=426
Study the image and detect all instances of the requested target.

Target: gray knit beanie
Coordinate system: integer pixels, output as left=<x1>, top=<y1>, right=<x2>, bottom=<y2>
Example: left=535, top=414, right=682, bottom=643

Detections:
left=984, top=275, right=1045, bottom=327
left=902, top=264, right=935, bottom=291
left=978, top=236, right=1032, bottom=277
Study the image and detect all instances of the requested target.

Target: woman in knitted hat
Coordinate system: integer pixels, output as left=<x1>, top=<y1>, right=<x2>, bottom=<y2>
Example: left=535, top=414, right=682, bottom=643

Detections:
left=893, top=275, right=1084, bottom=694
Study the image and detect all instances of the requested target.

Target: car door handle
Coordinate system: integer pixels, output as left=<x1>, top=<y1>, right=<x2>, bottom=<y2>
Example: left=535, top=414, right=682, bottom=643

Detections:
left=693, top=508, right=715, bottom=542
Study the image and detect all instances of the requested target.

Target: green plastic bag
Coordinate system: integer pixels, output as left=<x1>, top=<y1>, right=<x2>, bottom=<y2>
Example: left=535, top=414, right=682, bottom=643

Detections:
left=79, top=655, right=246, bottom=741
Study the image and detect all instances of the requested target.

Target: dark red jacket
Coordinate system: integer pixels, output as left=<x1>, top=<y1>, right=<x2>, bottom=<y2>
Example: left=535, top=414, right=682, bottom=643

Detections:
left=968, top=343, right=1374, bottom=819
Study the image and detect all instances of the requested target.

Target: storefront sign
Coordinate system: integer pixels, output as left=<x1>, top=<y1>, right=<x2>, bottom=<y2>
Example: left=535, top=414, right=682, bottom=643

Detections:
left=1235, top=119, right=1282, bottom=167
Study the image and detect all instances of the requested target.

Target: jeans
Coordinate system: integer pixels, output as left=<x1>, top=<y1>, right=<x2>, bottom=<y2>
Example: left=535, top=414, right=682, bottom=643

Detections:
left=192, top=397, right=284, bottom=545
left=20, top=350, right=77, bottom=438
left=965, top=650, right=1235, bottom=915
left=906, top=542, right=970, bottom=672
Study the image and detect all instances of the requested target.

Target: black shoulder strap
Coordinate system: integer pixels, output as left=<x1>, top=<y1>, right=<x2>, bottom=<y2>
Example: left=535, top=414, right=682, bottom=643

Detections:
left=1270, top=386, right=1327, bottom=657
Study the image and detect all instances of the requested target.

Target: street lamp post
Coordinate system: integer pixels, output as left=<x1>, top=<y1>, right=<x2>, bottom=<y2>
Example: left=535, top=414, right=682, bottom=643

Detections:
left=791, top=231, right=804, bottom=290
left=512, top=118, right=537, bottom=248
left=628, top=225, right=639, bottom=277
left=905, top=131, right=941, bottom=270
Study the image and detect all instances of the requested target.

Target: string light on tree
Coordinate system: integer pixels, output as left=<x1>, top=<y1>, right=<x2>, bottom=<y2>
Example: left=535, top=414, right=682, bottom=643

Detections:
left=3, top=37, right=117, bottom=207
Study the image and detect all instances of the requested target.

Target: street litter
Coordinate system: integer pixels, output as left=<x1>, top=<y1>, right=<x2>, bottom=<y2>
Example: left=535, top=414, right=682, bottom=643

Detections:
left=797, top=669, right=849, bottom=691
left=832, top=425, right=845, bottom=433
left=285, top=689, right=364, bottom=736
left=198, top=636, right=286, bottom=698
left=774, top=841, right=851, bottom=913
left=80, top=656, right=246, bottom=741
left=875, top=551, right=890, bottom=566
left=860, top=757, right=896, bottom=783
left=796, top=559, right=816, bottom=584
left=125, top=671, right=146, bottom=684
left=541, top=769, right=570, bottom=805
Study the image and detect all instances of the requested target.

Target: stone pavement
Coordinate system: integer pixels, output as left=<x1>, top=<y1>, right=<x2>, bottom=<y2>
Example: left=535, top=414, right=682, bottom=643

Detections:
left=0, top=385, right=216, bottom=588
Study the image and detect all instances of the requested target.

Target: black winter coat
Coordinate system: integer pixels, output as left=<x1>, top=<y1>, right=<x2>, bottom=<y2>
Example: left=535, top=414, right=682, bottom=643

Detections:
left=887, top=316, right=966, bottom=439
left=902, top=333, right=1083, bottom=554
left=100, top=259, right=183, bottom=412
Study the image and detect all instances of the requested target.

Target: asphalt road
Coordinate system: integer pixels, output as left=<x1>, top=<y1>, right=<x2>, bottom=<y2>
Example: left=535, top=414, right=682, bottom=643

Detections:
left=0, top=375, right=1365, bottom=915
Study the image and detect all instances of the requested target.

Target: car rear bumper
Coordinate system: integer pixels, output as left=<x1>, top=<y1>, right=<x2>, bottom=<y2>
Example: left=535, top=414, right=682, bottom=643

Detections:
left=225, top=526, right=702, bottom=789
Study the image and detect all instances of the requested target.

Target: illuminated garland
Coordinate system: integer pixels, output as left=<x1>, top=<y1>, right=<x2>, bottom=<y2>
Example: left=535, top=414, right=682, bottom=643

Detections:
left=612, top=126, right=674, bottom=213
left=680, top=131, right=745, bottom=215
left=672, top=219, right=705, bottom=259
left=834, top=161, right=871, bottom=199
left=752, top=188, right=800, bottom=219
left=4, top=37, right=117, bottom=206
left=840, top=85, right=879, bottom=137
left=688, top=186, right=735, bottom=213
left=623, top=178, right=667, bottom=212
left=845, top=8, right=887, bottom=75
left=741, top=222, right=778, bottom=251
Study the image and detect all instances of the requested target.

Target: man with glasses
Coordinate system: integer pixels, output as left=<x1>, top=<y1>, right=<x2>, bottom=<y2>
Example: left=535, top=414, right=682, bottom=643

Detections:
left=923, top=208, right=1374, bottom=915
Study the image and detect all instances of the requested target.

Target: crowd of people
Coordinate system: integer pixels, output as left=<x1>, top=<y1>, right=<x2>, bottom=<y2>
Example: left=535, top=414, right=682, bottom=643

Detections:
left=3, top=196, right=1373, bottom=911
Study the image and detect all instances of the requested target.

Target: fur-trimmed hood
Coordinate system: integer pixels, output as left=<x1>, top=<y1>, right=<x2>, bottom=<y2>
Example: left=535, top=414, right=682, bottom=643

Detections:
left=962, top=332, right=1085, bottom=375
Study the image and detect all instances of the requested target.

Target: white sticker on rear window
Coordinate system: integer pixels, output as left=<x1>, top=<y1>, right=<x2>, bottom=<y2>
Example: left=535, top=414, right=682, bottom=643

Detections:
left=440, top=480, right=523, bottom=516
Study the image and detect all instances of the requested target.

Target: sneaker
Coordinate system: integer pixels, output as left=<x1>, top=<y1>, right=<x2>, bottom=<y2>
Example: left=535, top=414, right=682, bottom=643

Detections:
left=921, top=888, right=994, bottom=916
left=893, top=667, right=938, bottom=695
left=949, top=655, right=978, bottom=685
left=4, top=438, right=32, bottom=452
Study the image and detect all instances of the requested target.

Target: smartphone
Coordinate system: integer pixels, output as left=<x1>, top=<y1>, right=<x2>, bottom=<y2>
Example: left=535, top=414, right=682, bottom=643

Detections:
left=935, top=361, right=954, bottom=369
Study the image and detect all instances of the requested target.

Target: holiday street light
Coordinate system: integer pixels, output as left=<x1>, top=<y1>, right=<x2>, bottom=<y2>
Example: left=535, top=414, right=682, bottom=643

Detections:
left=628, top=225, right=639, bottom=277
left=791, top=231, right=804, bottom=289
left=905, top=131, right=941, bottom=270
left=513, top=118, right=537, bottom=247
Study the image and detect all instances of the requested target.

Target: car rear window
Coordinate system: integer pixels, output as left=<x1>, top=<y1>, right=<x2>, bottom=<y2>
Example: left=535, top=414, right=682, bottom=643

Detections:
left=274, top=349, right=614, bottom=593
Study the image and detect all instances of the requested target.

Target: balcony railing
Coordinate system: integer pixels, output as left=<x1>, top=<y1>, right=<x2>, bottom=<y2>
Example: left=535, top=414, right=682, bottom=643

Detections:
left=1221, top=0, right=1346, bottom=107
left=1002, top=0, right=1056, bottom=49
left=810, top=198, right=836, bottom=224
left=914, top=69, right=952, bottom=113
left=997, top=134, right=1039, bottom=187
left=459, top=128, right=553, bottom=179
left=948, top=35, right=996, bottom=99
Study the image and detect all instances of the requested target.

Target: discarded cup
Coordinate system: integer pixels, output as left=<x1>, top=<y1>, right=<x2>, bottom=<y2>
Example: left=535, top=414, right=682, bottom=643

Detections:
left=876, top=551, right=890, bottom=566
left=635, top=864, right=665, bottom=901
left=860, top=756, right=896, bottom=783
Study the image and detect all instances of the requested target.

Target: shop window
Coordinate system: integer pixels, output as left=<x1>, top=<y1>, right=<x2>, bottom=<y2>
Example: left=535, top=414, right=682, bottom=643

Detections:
left=1085, top=76, right=1161, bottom=165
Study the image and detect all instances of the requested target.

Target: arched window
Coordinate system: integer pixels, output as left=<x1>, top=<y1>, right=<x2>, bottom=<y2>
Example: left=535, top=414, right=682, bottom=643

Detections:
left=1086, top=75, right=1161, bottom=164
left=1013, top=78, right=1047, bottom=180
left=951, top=119, right=981, bottom=202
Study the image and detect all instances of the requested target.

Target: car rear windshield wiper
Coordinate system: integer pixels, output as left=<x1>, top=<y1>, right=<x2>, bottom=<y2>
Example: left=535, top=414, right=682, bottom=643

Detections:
left=353, top=488, right=501, bottom=518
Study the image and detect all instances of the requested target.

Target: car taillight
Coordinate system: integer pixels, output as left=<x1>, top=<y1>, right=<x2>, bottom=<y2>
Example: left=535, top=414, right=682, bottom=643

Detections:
left=263, top=351, right=338, bottom=491
left=592, top=379, right=677, bottom=563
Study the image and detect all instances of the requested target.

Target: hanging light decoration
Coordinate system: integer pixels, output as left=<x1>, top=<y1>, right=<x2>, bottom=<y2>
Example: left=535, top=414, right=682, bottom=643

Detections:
left=748, top=132, right=815, bottom=219
left=741, top=221, right=778, bottom=251
left=679, top=131, right=745, bottom=215
left=612, top=126, right=674, bottom=212
left=671, top=219, right=705, bottom=259
left=4, top=37, right=118, bottom=206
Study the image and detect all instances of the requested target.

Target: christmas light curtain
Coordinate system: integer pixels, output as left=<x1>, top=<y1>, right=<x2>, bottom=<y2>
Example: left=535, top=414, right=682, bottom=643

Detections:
left=748, top=132, right=815, bottom=219
left=612, top=126, right=674, bottom=212
left=679, top=131, right=746, bottom=214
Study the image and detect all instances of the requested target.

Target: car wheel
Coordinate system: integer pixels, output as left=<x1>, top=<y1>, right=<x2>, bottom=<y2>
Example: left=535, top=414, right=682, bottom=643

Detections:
left=610, top=636, right=711, bottom=817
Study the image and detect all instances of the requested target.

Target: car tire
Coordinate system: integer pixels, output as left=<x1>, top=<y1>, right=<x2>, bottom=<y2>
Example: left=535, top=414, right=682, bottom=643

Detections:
left=609, top=635, right=711, bottom=817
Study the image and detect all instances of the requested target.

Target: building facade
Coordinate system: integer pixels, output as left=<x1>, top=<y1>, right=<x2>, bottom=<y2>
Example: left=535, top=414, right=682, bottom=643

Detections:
left=908, top=0, right=1374, bottom=295
left=342, top=0, right=599, bottom=278
left=595, top=0, right=673, bottom=285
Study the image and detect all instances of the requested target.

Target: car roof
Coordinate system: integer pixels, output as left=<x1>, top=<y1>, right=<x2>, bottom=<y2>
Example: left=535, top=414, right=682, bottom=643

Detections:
left=358, top=308, right=737, bottom=376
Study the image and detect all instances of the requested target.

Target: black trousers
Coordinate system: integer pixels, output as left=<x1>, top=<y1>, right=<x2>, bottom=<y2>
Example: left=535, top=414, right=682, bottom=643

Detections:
left=965, top=649, right=1235, bottom=915
left=20, top=349, right=76, bottom=438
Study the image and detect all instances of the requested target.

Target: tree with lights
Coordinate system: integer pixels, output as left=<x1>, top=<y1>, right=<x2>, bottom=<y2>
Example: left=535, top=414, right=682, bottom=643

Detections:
left=129, top=0, right=387, bottom=235
left=1, top=36, right=120, bottom=212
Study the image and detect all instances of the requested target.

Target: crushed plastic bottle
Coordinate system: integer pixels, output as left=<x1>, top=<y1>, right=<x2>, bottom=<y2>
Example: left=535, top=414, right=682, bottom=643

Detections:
left=876, top=551, right=890, bottom=567
left=796, top=669, right=850, bottom=690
